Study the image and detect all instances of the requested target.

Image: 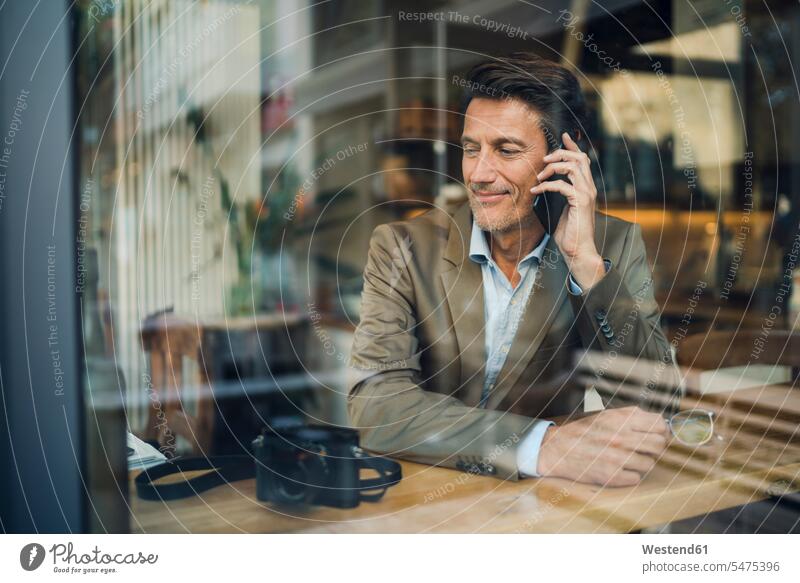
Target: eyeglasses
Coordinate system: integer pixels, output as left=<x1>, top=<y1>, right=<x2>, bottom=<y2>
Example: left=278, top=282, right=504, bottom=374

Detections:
left=668, top=409, right=715, bottom=446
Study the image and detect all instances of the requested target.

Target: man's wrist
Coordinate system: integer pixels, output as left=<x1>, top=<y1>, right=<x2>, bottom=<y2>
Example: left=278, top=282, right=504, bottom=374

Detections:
left=567, top=252, right=606, bottom=291
left=535, top=424, right=558, bottom=477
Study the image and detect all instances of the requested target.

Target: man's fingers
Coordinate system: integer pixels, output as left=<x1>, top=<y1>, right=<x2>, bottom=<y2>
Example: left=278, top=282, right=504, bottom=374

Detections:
left=563, top=132, right=594, bottom=184
left=606, top=429, right=667, bottom=456
left=628, top=409, right=670, bottom=435
left=550, top=408, right=668, bottom=487
left=629, top=432, right=667, bottom=456
left=542, top=149, right=588, bottom=165
left=536, top=161, right=589, bottom=190
left=545, top=132, right=592, bottom=183
left=621, top=451, right=657, bottom=474
left=562, top=131, right=581, bottom=151
left=601, top=451, right=653, bottom=486
left=605, top=468, right=641, bottom=487
left=531, top=179, right=580, bottom=205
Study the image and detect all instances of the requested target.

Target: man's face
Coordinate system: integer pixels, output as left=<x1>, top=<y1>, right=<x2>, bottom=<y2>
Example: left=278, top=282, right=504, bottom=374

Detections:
left=461, top=97, right=549, bottom=233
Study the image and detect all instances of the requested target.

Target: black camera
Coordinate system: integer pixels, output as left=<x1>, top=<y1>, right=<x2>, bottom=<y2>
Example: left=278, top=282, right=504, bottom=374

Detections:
left=135, top=424, right=401, bottom=507
left=252, top=424, right=401, bottom=508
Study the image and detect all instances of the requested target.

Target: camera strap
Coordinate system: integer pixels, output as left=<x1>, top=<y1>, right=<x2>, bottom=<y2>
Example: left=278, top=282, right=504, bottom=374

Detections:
left=351, top=453, right=403, bottom=502
left=135, top=453, right=402, bottom=503
left=135, top=455, right=254, bottom=501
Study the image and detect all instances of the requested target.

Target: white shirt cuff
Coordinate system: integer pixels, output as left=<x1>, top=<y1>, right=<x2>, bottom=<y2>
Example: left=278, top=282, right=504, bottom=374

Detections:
left=567, top=258, right=612, bottom=295
left=516, top=420, right=555, bottom=478
left=567, top=275, right=584, bottom=295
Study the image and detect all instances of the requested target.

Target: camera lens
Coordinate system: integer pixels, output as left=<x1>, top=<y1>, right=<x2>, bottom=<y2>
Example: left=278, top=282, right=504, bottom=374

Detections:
left=275, top=464, right=308, bottom=503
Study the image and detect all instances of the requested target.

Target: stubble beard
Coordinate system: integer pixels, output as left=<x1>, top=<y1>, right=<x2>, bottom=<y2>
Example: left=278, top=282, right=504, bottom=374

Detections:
left=468, top=193, right=536, bottom=234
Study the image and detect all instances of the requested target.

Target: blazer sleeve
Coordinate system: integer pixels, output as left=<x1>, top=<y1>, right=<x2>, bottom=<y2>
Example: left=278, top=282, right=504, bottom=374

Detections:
left=347, top=224, right=542, bottom=480
left=567, top=222, right=683, bottom=411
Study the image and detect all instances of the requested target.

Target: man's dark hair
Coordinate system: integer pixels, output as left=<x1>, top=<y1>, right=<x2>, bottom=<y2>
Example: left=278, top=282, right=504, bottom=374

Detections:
left=459, top=52, right=590, bottom=152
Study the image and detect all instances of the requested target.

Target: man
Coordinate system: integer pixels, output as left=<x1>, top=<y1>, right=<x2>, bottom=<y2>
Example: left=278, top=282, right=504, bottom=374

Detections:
left=348, top=53, right=678, bottom=486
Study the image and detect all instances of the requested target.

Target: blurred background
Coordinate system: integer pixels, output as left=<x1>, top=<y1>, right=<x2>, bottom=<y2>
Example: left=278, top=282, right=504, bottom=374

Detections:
left=2, top=0, right=800, bottom=533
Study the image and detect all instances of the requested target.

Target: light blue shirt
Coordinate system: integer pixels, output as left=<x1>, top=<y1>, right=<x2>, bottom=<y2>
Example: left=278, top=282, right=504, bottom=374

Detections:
left=468, top=221, right=611, bottom=477
left=468, top=221, right=555, bottom=477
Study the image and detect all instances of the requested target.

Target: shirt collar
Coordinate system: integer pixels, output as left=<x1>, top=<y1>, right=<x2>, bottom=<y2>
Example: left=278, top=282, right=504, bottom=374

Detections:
left=468, top=217, right=550, bottom=266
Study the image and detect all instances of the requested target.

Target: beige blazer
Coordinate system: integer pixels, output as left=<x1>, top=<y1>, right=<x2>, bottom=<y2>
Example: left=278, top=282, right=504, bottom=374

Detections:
left=347, top=202, right=674, bottom=480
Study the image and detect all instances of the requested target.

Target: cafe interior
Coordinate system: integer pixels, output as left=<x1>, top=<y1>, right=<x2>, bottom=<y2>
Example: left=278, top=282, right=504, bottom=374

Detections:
left=2, top=0, right=799, bottom=534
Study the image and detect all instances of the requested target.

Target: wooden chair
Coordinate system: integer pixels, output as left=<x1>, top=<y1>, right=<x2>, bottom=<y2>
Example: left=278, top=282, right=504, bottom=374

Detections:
left=676, top=329, right=800, bottom=384
left=140, top=310, right=215, bottom=455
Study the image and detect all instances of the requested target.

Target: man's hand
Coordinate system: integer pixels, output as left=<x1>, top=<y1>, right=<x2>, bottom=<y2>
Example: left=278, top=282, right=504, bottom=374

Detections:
left=537, top=406, right=670, bottom=486
left=531, top=131, right=605, bottom=290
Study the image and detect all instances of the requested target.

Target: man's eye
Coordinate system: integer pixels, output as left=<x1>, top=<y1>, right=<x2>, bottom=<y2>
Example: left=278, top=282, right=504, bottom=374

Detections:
left=500, top=148, right=519, bottom=156
left=463, top=147, right=478, bottom=155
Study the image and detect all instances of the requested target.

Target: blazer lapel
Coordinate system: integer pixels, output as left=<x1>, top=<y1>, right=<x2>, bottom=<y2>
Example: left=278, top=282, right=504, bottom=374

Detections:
left=490, top=235, right=570, bottom=401
left=440, top=204, right=486, bottom=404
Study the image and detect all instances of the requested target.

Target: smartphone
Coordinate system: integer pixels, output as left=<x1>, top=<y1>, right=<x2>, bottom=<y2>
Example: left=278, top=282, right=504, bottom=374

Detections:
left=533, top=144, right=570, bottom=234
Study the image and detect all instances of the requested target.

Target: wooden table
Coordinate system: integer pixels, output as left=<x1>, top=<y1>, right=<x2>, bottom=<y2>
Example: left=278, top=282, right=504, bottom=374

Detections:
left=129, top=384, right=800, bottom=533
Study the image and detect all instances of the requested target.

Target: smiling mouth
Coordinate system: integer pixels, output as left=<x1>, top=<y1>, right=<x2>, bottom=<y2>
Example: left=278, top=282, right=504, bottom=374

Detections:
left=473, top=190, right=510, bottom=203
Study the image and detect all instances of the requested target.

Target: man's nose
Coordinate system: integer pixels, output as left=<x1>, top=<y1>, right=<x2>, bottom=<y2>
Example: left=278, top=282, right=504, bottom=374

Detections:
left=470, top=152, right=497, bottom=183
